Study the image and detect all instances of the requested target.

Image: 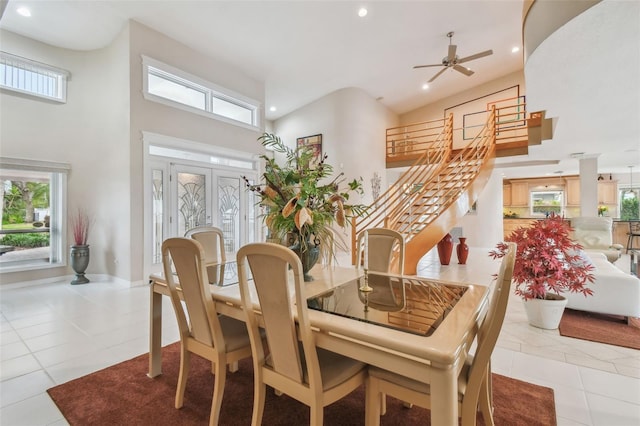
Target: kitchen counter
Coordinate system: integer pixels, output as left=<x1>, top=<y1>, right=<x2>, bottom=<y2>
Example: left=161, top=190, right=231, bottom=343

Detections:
left=503, top=217, right=634, bottom=247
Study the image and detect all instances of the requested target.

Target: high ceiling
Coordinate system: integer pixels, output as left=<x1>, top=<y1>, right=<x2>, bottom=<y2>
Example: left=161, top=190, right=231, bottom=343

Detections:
left=1, top=0, right=638, bottom=177
left=0, top=0, right=524, bottom=120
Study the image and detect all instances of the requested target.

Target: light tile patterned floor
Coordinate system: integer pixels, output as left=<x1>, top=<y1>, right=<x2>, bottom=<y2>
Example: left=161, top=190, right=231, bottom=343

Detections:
left=0, top=249, right=638, bottom=425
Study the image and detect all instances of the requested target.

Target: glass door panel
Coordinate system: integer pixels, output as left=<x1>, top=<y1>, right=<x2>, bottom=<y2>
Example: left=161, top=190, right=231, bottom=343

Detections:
left=152, top=169, right=164, bottom=264
left=217, top=176, right=240, bottom=253
left=172, top=165, right=211, bottom=237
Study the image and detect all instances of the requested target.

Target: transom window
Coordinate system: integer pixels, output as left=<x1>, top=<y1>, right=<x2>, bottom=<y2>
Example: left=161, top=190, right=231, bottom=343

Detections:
left=142, top=55, right=260, bottom=129
left=0, top=51, right=70, bottom=102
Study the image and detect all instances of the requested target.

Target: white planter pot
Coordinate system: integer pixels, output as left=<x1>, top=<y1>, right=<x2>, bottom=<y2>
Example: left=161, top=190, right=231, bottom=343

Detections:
left=522, top=293, right=568, bottom=330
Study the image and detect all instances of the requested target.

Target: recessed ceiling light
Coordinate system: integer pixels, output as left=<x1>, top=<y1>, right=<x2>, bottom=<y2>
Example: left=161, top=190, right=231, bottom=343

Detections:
left=269, top=106, right=277, bottom=112
left=511, top=46, right=520, bottom=53
left=17, top=7, right=31, bottom=17
left=358, top=7, right=368, bottom=18
left=422, top=84, right=429, bottom=90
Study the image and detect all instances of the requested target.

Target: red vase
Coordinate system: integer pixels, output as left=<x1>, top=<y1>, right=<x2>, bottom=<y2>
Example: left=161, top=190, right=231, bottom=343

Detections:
left=437, top=233, right=454, bottom=265
left=456, top=237, right=469, bottom=265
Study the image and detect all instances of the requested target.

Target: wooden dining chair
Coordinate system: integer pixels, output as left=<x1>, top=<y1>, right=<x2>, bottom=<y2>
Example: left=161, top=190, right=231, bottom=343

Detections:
left=365, top=242, right=517, bottom=426
left=161, top=237, right=253, bottom=426
left=356, top=228, right=406, bottom=310
left=357, top=228, right=405, bottom=274
left=237, top=242, right=367, bottom=426
left=185, top=226, right=226, bottom=284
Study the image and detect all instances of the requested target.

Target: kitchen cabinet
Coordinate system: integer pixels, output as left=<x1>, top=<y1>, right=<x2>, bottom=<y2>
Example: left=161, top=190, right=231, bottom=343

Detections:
left=565, top=177, right=580, bottom=206
left=503, top=218, right=536, bottom=239
left=598, top=181, right=618, bottom=205
left=510, top=182, right=529, bottom=207
left=503, top=184, right=511, bottom=206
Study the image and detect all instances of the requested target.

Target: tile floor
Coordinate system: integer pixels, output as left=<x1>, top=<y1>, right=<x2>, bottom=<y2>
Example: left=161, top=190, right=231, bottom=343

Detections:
left=1, top=248, right=639, bottom=425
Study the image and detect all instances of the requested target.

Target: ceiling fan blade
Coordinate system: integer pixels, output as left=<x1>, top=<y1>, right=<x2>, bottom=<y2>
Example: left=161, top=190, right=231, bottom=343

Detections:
left=413, top=64, right=443, bottom=69
left=428, top=67, right=448, bottom=83
left=448, top=44, right=457, bottom=62
left=457, top=49, right=493, bottom=64
left=453, top=64, right=474, bottom=76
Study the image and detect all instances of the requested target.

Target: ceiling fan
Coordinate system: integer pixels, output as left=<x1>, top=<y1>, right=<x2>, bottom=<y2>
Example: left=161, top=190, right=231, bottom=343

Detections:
left=413, top=31, right=493, bottom=83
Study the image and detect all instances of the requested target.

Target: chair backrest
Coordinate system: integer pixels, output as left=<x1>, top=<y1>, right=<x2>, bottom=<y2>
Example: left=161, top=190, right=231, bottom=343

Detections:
left=571, top=217, right=614, bottom=249
left=357, top=228, right=405, bottom=274
left=237, top=243, right=322, bottom=389
left=465, top=242, right=516, bottom=392
left=630, top=221, right=640, bottom=235
left=361, top=273, right=406, bottom=311
left=185, top=226, right=226, bottom=264
left=161, top=237, right=225, bottom=349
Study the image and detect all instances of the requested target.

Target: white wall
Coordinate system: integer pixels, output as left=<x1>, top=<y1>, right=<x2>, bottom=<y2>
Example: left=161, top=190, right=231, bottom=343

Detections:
left=127, top=21, right=264, bottom=282
left=0, top=29, right=130, bottom=284
left=456, top=169, right=504, bottom=249
left=273, top=87, right=398, bottom=252
left=402, top=70, right=524, bottom=130
left=0, top=22, right=265, bottom=285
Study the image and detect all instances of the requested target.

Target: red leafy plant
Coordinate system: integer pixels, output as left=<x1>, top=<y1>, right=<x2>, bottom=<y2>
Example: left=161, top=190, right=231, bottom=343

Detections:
left=71, top=208, right=92, bottom=246
left=489, top=213, right=595, bottom=300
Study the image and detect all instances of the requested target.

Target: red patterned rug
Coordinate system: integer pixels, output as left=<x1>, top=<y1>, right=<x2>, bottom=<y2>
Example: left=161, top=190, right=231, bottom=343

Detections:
left=48, top=343, right=556, bottom=425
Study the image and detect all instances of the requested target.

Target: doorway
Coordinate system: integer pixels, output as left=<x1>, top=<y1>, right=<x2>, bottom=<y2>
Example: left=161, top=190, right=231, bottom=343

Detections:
left=144, top=134, right=260, bottom=277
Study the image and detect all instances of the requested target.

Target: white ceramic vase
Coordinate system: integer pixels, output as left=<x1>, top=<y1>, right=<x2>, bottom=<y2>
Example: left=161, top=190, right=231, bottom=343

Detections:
left=522, top=293, right=568, bottom=329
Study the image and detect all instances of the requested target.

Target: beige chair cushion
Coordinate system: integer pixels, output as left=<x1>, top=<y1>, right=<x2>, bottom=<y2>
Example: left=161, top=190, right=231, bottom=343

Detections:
left=369, top=358, right=471, bottom=400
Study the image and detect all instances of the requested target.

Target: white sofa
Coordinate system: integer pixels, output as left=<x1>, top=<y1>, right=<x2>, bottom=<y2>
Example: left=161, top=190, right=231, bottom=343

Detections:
left=571, top=217, right=623, bottom=263
left=562, top=252, right=640, bottom=319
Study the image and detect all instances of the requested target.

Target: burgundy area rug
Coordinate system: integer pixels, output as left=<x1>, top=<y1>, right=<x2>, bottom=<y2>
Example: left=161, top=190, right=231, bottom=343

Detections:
left=559, top=308, right=640, bottom=350
left=48, top=343, right=556, bottom=425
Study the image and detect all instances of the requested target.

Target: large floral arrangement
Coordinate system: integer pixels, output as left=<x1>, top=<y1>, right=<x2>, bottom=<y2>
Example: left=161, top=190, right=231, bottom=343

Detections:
left=489, top=213, right=595, bottom=300
left=243, top=133, right=367, bottom=258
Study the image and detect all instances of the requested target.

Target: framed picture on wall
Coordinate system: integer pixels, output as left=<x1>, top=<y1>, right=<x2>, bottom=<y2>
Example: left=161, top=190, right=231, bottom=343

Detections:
left=296, top=134, right=322, bottom=165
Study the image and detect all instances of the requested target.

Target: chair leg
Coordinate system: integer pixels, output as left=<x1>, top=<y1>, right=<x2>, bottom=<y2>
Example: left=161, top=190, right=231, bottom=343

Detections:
left=175, top=347, right=191, bottom=409
left=365, top=376, right=382, bottom=426
left=228, top=361, right=239, bottom=373
left=486, top=361, right=493, bottom=410
left=460, top=393, right=479, bottom=426
left=310, top=403, right=323, bottom=426
left=209, top=360, right=226, bottom=426
left=251, top=382, right=266, bottom=426
left=478, top=374, right=494, bottom=426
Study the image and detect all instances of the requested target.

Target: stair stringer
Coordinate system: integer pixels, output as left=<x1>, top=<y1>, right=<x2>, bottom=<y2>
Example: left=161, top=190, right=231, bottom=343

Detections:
left=403, top=154, right=496, bottom=274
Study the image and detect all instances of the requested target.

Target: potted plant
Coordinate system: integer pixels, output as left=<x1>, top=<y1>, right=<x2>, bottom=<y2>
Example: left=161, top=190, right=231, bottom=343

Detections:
left=243, top=133, right=367, bottom=281
left=70, top=208, right=92, bottom=284
left=489, top=213, right=595, bottom=329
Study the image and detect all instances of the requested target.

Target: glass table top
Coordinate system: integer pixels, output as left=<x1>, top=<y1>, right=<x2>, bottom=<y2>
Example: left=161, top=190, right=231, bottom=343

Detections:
left=205, top=260, right=247, bottom=287
left=307, top=272, right=467, bottom=336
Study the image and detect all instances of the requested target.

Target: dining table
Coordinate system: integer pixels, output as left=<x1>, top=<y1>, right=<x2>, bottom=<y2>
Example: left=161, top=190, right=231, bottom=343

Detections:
left=148, top=260, right=490, bottom=426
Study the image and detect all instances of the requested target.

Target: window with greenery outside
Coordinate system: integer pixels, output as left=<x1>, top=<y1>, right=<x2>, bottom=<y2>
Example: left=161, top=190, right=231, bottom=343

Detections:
left=1, top=180, right=50, bottom=249
left=620, top=193, right=639, bottom=220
